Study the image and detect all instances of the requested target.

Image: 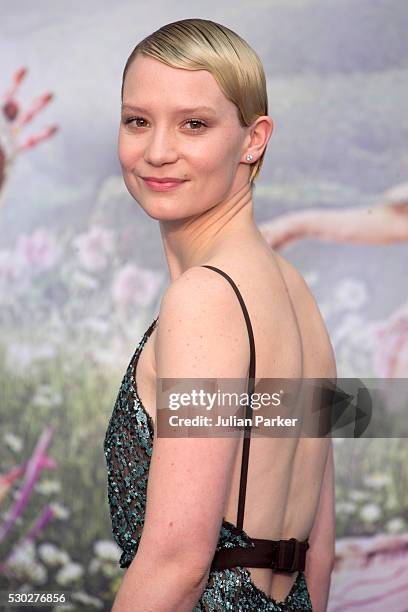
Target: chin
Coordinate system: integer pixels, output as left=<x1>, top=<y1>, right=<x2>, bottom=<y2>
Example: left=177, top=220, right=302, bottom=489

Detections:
left=136, top=199, right=190, bottom=222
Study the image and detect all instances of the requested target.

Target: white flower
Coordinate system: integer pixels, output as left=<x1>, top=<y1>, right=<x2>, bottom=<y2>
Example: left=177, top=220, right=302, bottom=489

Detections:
left=3, top=432, right=23, bottom=453
left=31, top=384, right=62, bottom=408
left=349, top=489, right=368, bottom=502
left=35, top=479, right=62, bottom=496
left=28, top=561, right=48, bottom=585
left=50, top=502, right=70, bottom=520
left=360, top=503, right=381, bottom=522
left=38, top=542, right=70, bottom=567
left=333, top=278, right=367, bottom=311
left=385, top=517, right=405, bottom=534
left=363, top=473, right=392, bottom=489
left=5, top=548, right=47, bottom=585
left=55, top=562, right=84, bottom=586
left=7, top=541, right=35, bottom=570
left=336, top=501, right=356, bottom=515
left=37, top=543, right=60, bottom=566
left=71, top=591, right=103, bottom=609
left=94, top=540, right=121, bottom=562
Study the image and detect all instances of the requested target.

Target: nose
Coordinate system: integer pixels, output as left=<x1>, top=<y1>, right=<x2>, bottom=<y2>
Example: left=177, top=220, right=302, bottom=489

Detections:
left=144, top=126, right=179, bottom=166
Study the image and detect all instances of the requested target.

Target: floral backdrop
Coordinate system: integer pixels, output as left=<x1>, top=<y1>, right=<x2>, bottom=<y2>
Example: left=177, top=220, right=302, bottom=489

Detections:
left=1, top=1, right=407, bottom=610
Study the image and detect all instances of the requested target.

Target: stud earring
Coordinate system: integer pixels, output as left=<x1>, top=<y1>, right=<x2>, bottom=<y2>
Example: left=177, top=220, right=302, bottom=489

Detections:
left=246, top=154, right=254, bottom=161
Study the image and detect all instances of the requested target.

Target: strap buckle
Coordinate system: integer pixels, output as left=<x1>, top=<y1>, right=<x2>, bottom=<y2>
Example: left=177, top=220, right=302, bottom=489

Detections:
left=273, top=538, right=303, bottom=572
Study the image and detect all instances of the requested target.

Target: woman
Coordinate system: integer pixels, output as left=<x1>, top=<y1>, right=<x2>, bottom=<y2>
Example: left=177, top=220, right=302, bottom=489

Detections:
left=104, top=18, right=336, bottom=611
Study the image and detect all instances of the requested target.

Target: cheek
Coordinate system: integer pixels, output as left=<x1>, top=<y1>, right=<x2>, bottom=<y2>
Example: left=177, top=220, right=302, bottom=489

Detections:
left=118, top=132, right=141, bottom=170
left=190, top=136, right=237, bottom=176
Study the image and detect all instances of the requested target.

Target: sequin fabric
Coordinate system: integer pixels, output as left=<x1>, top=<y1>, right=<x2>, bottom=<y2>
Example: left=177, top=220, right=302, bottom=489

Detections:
left=104, top=317, right=313, bottom=611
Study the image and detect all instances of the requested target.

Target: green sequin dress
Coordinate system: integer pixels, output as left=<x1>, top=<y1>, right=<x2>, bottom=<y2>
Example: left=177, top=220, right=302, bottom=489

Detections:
left=104, top=317, right=313, bottom=611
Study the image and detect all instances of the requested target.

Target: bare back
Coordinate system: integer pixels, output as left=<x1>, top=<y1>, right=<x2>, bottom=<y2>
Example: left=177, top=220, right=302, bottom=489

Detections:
left=136, top=236, right=337, bottom=602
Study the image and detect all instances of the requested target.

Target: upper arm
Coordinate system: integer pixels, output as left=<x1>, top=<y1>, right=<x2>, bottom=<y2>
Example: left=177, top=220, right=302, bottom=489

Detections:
left=137, top=267, right=251, bottom=570
left=307, top=439, right=336, bottom=565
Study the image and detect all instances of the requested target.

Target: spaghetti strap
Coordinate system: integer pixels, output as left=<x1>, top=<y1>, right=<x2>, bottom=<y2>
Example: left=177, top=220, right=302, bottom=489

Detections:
left=200, top=264, right=255, bottom=532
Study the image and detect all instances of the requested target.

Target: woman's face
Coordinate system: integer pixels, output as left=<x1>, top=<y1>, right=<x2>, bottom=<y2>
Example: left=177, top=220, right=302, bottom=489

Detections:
left=118, top=54, right=250, bottom=221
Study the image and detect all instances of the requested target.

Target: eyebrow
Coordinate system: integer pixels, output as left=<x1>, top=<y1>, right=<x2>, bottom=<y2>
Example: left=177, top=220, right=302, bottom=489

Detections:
left=121, top=103, right=217, bottom=115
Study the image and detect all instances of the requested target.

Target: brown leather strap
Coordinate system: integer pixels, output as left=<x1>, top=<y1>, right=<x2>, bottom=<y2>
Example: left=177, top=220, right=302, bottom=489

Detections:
left=201, top=265, right=255, bottom=531
left=210, top=537, right=309, bottom=572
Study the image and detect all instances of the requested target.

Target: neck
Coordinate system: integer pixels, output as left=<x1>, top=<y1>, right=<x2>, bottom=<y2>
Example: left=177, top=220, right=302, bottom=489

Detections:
left=159, top=180, right=256, bottom=281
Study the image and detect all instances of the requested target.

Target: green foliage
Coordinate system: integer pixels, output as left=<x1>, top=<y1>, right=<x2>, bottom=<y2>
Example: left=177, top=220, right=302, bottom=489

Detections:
left=0, top=343, right=123, bottom=610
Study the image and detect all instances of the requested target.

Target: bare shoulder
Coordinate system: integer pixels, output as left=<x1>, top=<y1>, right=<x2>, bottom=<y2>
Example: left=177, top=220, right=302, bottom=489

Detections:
left=273, top=251, right=315, bottom=298
left=156, top=265, right=250, bottom=379
left=160, top=265, right=243, bottom=319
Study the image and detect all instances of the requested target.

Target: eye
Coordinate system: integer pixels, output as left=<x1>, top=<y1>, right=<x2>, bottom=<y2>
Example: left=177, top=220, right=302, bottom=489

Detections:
left=184, top=118, right=207, bottom=131
left=123, top=116, right=147, bottom=127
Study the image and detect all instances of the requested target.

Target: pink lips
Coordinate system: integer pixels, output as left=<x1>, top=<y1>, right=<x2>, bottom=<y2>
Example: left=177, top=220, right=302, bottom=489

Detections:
left=142, top=177, right=187, bottom=191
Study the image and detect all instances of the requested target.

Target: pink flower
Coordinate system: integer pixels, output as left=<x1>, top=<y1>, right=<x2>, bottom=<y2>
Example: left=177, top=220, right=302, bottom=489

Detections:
left=112, top=264, right=161, bottom=308
left=72, top=225, right=114, bottom=272
left=15, top=227, right=59, bottom=273
left=370, top=301, right=408, bottom=377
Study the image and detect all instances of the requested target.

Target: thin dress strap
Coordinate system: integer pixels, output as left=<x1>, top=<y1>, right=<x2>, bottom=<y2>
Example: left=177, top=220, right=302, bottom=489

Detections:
left=200, top=265, right=256, bottom=532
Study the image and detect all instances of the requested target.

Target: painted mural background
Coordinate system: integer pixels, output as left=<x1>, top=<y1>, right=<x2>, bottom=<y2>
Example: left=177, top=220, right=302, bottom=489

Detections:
left=1, top=1, right=407, bottom=610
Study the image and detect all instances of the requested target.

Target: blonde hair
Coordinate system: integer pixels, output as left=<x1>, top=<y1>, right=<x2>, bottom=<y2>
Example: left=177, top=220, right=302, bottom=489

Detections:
left=121, top=18, right=268, bottom=186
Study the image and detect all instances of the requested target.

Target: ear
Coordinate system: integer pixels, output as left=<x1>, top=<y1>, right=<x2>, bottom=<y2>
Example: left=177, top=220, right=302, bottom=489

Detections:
left=241, top=115, right=274, bottom=163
